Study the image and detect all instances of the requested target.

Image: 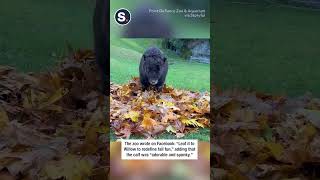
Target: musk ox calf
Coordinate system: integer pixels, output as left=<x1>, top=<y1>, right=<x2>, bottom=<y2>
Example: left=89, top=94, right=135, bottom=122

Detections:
left=139, top=47, right=168, bottom=91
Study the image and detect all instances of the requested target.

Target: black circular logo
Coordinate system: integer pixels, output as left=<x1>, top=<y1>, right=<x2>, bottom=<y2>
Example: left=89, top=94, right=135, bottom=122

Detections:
left=115, top=8, right=131, bottom=25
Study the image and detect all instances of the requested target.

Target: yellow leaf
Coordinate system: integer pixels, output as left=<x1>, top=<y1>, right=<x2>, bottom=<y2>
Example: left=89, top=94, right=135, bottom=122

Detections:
left=166, top=125, right=177, bottom=134
left=158, top=99, right=174, bottom=107
left=158, top=99, right=180, bottom=111
left=141, top=112, right=157, bottom=130
left=38, top=88, right=69, bottom=109
left=120, top=85, right=131, bottom=96
left=303, top=123, right=317, bottom=138
left=124, top=111, right=140, bottom=122
left=49, top=72, right=63, bottom=89
left=188, top=104, right=201, bottom=113
left=22, top=90, right=33, bottom=109
left=265, top=142, right=284, bottom=159
left=181, top=118, right=204, bottom=128
left=98, top=126, right=109, bottom=134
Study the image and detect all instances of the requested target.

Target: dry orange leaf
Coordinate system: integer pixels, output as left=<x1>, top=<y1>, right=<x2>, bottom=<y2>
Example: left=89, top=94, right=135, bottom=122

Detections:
left=123, top=111, right=140, bottom=122
left=141, top=112, right=157, bottom=131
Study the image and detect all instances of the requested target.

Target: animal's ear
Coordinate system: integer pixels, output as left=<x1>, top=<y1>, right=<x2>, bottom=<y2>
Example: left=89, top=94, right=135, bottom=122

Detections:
left=163, top=57, right=167, bottom=62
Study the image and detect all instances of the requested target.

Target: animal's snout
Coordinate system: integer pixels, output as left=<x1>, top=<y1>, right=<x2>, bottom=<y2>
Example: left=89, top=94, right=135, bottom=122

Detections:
left=150, top=80, right=158, bottom=85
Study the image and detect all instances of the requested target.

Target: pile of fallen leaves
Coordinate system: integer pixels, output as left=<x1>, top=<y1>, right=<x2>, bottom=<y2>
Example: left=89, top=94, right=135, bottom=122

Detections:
left=0, top=49, right=109, bottom=179
left=110, top=78, right=210, bottom=139
left=1, top=48, right=320, bottom=179
left=212, top=90, right=320, bottom=179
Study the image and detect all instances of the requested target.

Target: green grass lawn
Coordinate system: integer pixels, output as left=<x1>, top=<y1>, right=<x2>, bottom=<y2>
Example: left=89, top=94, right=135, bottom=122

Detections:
left=213, top=0, right=320, bottom=97
left=0, top=0, right=93, bottom=72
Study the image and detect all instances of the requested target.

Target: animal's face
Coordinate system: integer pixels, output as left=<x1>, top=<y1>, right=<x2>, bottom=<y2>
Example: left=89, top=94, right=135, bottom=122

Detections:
left=143, top=55, right=166, bottom=85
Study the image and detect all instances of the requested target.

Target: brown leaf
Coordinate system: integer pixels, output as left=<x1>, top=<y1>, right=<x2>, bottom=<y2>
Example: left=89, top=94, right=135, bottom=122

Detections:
left=40, top=154, right=94, bottom=180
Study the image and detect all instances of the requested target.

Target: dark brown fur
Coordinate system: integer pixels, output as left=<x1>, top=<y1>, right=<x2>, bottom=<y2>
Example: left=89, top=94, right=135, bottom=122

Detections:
left=139, top=47, right=168, bottom=91
left=93, top=0, right=108, bottom=95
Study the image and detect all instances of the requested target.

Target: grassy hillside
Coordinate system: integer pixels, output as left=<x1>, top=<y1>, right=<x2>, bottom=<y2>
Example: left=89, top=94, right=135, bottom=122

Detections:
left=213, top=0, right=320, bottom=96
left=0, top=0, right=93, bottom=72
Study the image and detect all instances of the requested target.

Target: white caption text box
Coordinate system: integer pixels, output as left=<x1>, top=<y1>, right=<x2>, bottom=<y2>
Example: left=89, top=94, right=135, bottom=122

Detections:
left=121, top=139, right=198, bottom=160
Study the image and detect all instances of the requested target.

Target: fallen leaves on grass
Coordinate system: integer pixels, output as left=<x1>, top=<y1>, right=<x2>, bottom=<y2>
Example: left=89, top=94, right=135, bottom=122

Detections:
left=212, top=89, right=320, bottom=179
left=0, top=50, right=109, bottom=179
left=110, top=78, right=210, bottom=139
